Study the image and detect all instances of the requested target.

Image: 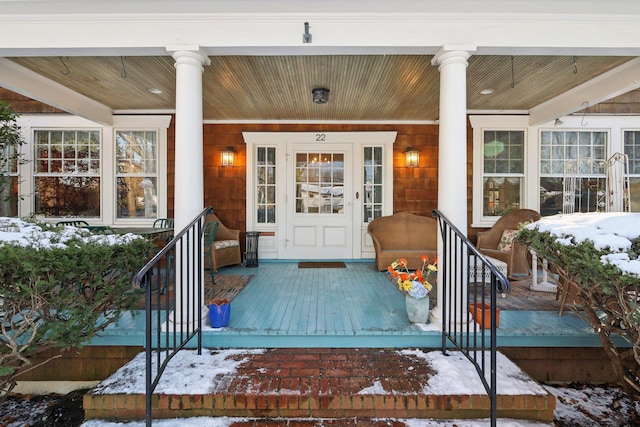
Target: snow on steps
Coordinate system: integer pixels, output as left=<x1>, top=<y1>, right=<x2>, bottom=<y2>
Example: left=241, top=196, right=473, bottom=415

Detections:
left=83, top=348, right=555, bottom=423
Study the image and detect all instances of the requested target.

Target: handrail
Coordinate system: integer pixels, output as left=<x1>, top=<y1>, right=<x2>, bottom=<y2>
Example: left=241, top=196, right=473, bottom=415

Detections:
left=133, top=206, right=212, bottom=427
left=432, top=209, right=510, bottom=427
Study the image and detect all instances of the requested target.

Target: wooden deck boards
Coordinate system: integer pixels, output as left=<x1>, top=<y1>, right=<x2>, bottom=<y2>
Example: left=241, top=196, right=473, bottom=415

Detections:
left=90, top=261, right=626, bottom=349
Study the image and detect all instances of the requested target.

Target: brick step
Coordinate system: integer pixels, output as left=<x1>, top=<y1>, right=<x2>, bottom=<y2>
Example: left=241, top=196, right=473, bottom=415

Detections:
left=83, top=348, right=555, bottom=422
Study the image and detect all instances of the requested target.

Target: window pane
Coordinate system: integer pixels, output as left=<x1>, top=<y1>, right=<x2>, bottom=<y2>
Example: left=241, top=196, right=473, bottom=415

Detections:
left=0, top=176, right=18, bottom=217
left=483, top=177, right=522, bottom=216
left=115, top=130, right=158, bottom=219
left=116, top=176, right=157, bottom=218
left=35, top=176, right=100, bottom=217
left=296, top=151, right=344, bottom=214
left=539, top=130, right=608, bottom=213
left=630, top=178, right=640, bottom=212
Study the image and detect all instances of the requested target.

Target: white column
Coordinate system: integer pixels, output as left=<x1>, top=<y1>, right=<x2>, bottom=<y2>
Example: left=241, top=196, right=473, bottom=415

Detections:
left=429, top=46, right=475, bottom=328
left=166, top=46, right=210, bottom=329
left=169, top=47, right=210, bottom=229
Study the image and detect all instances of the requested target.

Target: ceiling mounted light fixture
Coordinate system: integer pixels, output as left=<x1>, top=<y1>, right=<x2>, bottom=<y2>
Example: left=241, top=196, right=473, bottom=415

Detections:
left=312, top=88, right=329, bottom=104
left=554, top=118, right=564, bottom=126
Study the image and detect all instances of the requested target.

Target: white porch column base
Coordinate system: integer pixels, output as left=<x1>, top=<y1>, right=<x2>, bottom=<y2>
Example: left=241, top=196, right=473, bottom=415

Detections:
left=161, top=308, right=209, bottom=332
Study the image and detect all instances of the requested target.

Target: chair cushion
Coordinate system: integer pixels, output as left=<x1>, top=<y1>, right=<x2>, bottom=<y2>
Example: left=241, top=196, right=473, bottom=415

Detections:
left=497, top=229, right=518, bottom=252
left=213, top=239, right=240, bottom=250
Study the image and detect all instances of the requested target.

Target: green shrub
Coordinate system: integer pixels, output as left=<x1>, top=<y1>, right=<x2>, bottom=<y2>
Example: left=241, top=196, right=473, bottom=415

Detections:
left=517, top=226, right=640, bottom=399
left=0, top=228, right=152, bottom=397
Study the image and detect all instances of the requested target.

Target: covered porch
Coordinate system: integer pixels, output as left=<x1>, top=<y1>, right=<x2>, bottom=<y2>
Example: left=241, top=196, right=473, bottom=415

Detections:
left=92, top=261, right=618, bottom=351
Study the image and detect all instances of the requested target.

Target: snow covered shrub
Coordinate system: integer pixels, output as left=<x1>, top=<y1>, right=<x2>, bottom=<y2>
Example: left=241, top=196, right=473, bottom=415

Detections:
left=0, top=218, right=153, bottom=398
left=517, top=213, right=640, bottom=400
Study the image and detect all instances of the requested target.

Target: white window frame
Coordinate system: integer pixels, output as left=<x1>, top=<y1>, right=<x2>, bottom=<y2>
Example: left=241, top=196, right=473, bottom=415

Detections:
left=16, top=114, right=170, bottom=226
left=470, top=115, right=532, bottom=228
left=471, top=115, right=640, bottom=227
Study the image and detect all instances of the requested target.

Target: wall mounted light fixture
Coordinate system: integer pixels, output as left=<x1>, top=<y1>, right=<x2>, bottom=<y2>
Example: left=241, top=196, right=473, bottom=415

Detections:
left=221, top=146, right=235, bottom=167
left=405, top=147, right=419, bottom=168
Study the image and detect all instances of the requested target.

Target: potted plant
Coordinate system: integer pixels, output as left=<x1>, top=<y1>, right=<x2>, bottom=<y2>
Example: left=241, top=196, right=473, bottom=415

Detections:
left=388, top=255, right=437, bottom=323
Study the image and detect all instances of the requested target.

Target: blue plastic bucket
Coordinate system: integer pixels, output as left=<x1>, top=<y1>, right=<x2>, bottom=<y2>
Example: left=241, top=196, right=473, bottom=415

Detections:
left=208, top=299, right=231, bottom=328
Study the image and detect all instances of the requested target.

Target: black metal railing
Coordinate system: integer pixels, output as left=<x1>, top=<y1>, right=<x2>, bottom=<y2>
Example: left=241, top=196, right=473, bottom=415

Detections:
left=133, top=206, right=212, bottom=427
left=432, top=210, right=510, bottom=427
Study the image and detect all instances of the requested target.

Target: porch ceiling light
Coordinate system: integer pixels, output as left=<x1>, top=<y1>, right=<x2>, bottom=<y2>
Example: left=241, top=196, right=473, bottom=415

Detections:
left=405, top=147, right=419, bottom=168
left=221, top=146, right=235, bottom=167
left=312, top=88, right=329, bottom=104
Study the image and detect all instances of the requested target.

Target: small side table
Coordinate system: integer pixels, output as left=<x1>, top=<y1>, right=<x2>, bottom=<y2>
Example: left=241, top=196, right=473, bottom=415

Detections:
left=245, top=231, right=260, bottom=268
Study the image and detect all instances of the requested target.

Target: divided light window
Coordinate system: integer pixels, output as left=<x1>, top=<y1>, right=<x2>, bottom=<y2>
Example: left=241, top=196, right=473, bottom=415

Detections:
left=624, top=130, right=640, bottom=212
left=256, top=146, right=276, bottom=223
left=33, top=129, right=101, bottom=218
left=482, top=130, right=524, bottom=216
left=540, top=130, right=607, bottom=216
left=115, top=130, right=158, bottom=219
left=363, top=146, right=383, bottom=223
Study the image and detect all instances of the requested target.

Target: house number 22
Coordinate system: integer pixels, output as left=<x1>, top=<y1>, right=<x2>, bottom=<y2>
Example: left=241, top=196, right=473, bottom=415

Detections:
left=315, top=133, right=326, bottom=142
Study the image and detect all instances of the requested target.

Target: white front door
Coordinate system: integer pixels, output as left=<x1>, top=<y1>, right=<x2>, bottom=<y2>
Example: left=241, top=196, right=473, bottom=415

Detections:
left=283, top=143, right=353, bottom=259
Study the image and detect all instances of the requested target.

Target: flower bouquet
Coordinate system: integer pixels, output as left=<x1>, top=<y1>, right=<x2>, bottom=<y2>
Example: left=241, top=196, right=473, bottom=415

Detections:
left=388, top=255, right=437, bottom=299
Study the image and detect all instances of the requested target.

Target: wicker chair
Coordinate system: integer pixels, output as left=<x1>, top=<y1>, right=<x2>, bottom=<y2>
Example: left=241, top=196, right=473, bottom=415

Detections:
left=476, top=209, right=541, bottom=279
left=206, top=214, right=242, bottom=271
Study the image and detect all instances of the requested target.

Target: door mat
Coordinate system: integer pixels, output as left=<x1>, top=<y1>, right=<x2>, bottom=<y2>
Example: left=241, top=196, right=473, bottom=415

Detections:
left=298, top=262, right=346, bottom=269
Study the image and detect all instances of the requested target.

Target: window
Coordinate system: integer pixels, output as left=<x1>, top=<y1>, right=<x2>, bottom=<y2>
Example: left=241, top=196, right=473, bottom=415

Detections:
left=295, top=151, right=344, bottom=214
left=624, top=130, right=640, bottom=212
left=115, top=130, right=158, bottom=219
left=0, top=139, right=19, bottom=216
left=256, top=146, right=276, bottom=223
left=363, top=146, right=383, bottom=223
left=33, top=129, right=101, bottom=217
left=482, top=130, right=524, bottom=216
left=540, top=130, right=607, bottom=216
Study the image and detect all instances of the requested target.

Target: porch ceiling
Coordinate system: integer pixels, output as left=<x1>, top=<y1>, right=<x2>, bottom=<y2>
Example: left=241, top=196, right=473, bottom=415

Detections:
left=7, top=54, right=640, bottom=122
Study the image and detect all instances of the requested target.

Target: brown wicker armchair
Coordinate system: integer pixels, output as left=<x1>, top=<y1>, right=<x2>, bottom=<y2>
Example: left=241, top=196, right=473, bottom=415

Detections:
left=206, top=213, right=242, bottom=271
left=476, top=209, right=541, bottom=279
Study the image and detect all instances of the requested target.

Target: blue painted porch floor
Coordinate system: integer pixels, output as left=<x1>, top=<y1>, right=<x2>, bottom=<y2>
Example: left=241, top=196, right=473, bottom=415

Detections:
left=91, top=261, right=614, bottom=349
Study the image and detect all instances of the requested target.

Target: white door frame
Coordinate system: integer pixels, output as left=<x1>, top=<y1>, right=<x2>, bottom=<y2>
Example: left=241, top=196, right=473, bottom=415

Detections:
left=243, top=131, right=397, bottom=260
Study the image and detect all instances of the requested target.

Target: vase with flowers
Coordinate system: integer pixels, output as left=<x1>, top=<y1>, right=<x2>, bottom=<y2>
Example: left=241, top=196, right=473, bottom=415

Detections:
left=388, top=255, right=437, bottom=323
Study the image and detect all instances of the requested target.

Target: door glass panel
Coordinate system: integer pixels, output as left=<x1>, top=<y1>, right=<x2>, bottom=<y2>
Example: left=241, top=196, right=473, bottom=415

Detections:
left=295, top=151, right=344, bottom=214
